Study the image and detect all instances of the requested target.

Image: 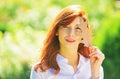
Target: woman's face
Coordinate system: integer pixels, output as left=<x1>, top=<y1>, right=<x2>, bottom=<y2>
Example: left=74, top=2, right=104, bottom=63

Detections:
left=57, top=16, right=83, bottom=48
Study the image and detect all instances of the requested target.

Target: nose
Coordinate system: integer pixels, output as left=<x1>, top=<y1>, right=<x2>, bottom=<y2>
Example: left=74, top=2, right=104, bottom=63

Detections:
left=69, top=28, right=75, bottom=37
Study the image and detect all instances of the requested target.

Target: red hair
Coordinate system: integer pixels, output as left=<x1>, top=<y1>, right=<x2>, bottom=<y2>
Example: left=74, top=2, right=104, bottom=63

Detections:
left=34, top=5, right=91, bottom=74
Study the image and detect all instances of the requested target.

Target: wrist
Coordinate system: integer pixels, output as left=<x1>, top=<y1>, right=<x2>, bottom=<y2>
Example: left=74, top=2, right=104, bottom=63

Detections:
left=91, top=67, right=100, bottom=79
left=91, top=76, right=99, bottom=79
left=91, top=71, right=99, bottom=79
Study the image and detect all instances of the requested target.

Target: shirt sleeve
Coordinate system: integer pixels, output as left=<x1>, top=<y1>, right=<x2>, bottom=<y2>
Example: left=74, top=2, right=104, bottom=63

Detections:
left=99, top=66, right=104, bottom=79
left=89, top=66, right=104, bottom=79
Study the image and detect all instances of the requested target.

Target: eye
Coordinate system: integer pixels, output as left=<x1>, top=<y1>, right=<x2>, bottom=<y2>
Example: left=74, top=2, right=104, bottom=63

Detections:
left=62, top=25, right=68, bottom=28
left=76, top=27, right=81, bottom=30
left=62, top=26, right=70, bottom=30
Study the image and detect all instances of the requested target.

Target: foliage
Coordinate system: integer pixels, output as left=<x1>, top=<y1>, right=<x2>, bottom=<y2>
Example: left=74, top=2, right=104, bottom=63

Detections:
left=100, top=15, right=120, bottom=79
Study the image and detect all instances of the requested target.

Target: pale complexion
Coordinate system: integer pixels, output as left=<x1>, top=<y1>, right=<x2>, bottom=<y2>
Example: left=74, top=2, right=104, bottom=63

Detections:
left=57, top=17, right=82, bottom=72
left=57, top=16, right=105, bottom=79
left=89, top=47, right=105, bottom=79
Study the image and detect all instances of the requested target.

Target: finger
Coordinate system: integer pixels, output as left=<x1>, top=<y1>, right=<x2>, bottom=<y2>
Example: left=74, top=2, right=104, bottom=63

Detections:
left=90, top=53, right=105, bottom=62
left=89, top=48, right=102, bottom=56
left=89, top=50, right=99, bottom=57
left=89, top=46, right=98, bottom=53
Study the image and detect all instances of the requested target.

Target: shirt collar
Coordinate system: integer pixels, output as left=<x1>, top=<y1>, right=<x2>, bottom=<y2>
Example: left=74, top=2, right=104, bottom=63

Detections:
left=56, top=53, right=89, bottom=67
left=56, top=54, right=68, bottom=64
left=56, top=53, right=90, bottom=74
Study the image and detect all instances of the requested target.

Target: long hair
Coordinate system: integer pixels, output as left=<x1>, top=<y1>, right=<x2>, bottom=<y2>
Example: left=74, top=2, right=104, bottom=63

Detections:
left=34, top=5, right=91, bottom=74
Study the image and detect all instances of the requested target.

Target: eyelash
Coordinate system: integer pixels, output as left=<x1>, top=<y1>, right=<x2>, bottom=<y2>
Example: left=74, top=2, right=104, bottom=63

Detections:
left=63, top=26, right=81, bottom=31
left=76, top=27, right=81, bottom=30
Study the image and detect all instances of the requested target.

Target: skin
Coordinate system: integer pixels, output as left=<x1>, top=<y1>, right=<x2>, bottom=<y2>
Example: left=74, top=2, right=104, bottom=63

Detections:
left=57, top=17, right=82, bottom=72
left=57, top=16, right=105, bottom=79
left=89, top=47, right=105, bottom=79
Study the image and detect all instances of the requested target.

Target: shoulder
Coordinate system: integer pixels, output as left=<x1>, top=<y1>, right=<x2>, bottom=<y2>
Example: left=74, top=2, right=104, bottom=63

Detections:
left=30, top=62, right=56, bottom=79
left=30, top=62, right=45, bottom=79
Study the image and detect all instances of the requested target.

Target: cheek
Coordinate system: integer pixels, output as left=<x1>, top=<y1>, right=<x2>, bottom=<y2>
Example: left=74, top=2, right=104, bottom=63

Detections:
left=58, top=29, right=68, bottom=36
left=76, top=36, right=82, bottom=42
left=58, top=30, right=65, bottom=40
left=58, top=33, right=66, bottom=44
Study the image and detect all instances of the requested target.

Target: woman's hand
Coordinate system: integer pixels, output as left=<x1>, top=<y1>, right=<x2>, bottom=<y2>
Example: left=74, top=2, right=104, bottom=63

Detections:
left=89, top=46, right=105, bottom=79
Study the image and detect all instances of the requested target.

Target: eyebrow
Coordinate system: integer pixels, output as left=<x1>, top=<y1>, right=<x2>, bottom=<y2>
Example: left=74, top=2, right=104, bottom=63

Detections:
left=75, top=24, right=81, bottom=27
left=65, top=24, right=81, bottom=27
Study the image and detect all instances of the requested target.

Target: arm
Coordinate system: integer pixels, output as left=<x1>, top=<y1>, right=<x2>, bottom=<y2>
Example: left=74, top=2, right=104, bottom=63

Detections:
left=90, top=66, right=104, bottom=79
left=89, top=46, right=105, bottom=79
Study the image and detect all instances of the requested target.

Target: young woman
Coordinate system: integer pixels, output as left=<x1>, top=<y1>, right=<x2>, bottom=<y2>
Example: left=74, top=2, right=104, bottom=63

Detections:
left=30, top=5, right=105, bottom=79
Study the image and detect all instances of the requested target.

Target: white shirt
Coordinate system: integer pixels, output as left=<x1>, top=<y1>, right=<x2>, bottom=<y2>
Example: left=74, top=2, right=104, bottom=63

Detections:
left=30, top=54, right=104, bottom=79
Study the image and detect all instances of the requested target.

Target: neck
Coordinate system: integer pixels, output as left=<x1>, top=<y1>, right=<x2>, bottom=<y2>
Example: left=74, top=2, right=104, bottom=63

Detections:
left=59, top=45, right=79, bottom=71
left=60, top=44, right=78, bottom=56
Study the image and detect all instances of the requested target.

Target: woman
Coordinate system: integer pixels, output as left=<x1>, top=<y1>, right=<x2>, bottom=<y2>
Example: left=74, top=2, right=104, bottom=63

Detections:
left=30, top=5, right=105, bottom=79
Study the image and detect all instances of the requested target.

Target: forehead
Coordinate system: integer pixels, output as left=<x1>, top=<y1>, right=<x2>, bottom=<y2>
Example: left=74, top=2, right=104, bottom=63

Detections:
left=68, top=16, right=85, bottom=26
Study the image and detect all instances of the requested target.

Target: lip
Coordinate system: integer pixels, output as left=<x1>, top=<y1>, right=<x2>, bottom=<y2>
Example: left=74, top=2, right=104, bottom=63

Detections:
left=65, top=38, right=76, bottom=43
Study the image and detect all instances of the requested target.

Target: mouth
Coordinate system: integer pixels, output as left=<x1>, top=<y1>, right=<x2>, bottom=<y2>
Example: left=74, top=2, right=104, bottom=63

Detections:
left=65, top=38, right=76, bottom=43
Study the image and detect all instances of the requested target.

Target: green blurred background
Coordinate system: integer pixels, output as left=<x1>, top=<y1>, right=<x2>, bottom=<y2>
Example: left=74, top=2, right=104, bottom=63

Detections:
left=0, top=0, right=120, bottom=79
